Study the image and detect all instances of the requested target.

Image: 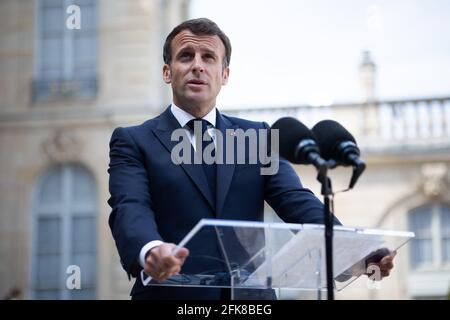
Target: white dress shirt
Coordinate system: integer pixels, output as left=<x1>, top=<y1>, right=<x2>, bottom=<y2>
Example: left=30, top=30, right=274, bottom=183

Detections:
left=170, top=102, right=217, bottom=152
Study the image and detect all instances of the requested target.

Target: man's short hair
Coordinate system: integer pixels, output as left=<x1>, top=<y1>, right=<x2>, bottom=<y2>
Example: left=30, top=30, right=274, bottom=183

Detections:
left=163, top=18, right=232, bottom=68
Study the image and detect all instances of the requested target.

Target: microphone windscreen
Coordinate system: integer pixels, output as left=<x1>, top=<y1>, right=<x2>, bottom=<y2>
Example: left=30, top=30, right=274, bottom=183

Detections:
left=271, top=117, right=316, bottom=163
left=311, top=120, right=356, bottom=160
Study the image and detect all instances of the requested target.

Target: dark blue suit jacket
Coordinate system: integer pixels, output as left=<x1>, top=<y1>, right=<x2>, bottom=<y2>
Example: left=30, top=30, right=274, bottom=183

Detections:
left=108, top=107, right=335, bottom=299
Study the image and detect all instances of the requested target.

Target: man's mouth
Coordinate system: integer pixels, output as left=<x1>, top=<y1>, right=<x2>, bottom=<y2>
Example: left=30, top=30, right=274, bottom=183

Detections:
left=187, top=79, right=207, bottom=85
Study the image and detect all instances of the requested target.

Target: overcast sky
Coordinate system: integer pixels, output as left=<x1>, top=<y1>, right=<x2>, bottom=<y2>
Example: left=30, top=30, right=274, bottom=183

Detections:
left=189, top=0, right=450, bottom=108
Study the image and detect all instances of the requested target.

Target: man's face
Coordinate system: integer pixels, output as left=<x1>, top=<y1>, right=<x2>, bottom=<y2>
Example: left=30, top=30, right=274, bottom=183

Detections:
left=163, top=29, right=229, bottom=115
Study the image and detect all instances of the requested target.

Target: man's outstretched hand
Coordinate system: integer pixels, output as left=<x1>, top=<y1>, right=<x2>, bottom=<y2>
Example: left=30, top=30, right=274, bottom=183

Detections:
left=366, top=250, right=397, bottom=280
left=144, top=243, right=189, bottom=282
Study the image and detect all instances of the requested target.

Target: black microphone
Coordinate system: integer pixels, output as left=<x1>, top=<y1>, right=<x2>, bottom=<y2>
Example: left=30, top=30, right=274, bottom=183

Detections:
left=311, top=120, right=366, bottom=188
left=271, top=117, right=327, bottom=173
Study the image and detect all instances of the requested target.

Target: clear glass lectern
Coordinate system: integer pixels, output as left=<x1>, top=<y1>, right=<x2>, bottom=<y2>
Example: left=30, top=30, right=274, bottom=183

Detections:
left=142, top=219, right=414, bottom=300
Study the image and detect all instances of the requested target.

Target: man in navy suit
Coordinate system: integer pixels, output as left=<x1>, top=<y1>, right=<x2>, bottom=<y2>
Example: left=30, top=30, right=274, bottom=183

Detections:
left=108, top=18, right=396, bottom=300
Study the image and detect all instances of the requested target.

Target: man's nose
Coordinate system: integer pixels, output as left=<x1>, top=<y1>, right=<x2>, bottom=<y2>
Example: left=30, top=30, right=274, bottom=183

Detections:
left=191, top=55, right=204, bottom=73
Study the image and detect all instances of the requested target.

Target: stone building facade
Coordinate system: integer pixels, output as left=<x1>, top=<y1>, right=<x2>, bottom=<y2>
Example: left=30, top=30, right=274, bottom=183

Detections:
left=0, top=0, right=189, bottom=299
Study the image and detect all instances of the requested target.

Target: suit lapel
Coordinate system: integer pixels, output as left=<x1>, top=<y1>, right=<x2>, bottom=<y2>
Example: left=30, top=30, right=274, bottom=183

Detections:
left=152, top=107, right=215, bottom=210
left=215, top=111, right=238, bottom=217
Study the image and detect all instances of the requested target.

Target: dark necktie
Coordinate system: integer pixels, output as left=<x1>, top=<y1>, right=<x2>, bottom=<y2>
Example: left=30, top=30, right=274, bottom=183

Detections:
left=186, top=119, right=217, bottom=202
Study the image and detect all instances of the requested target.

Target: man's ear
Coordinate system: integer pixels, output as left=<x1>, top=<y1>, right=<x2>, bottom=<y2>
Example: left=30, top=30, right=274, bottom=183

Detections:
left=163, top=64, right=171, bottom=84
left=222, top=67, right=230, bottom=85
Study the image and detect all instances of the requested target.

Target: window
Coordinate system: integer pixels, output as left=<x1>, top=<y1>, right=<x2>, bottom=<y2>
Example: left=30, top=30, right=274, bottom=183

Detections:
left=32, top=164, right=97, bottom=299
left=408, top=204, right=450, bottom=269
left=33, top=0, right=98, bottom=101
left=441, top=206, right=450, bottom=263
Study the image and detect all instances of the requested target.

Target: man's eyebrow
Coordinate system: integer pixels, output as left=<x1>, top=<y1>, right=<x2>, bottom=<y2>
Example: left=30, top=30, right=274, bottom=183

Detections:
left=176, top=46, right=194, bottom=55
left=176, top=45, right=218, bottom=56
left=202, top=49, right=218, bottom=57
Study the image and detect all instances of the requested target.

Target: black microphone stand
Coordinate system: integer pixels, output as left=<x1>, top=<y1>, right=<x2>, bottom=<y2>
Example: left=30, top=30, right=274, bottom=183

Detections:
left=316, top=163, right=335, bottom=300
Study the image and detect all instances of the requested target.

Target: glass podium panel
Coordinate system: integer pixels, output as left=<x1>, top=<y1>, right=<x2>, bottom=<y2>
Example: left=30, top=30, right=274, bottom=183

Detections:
left=142, top=219, right=414, bottom=299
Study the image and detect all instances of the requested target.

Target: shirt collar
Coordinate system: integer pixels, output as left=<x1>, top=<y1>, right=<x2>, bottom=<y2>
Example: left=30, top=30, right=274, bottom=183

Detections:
left=170, top=103, right=216, bottom=128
